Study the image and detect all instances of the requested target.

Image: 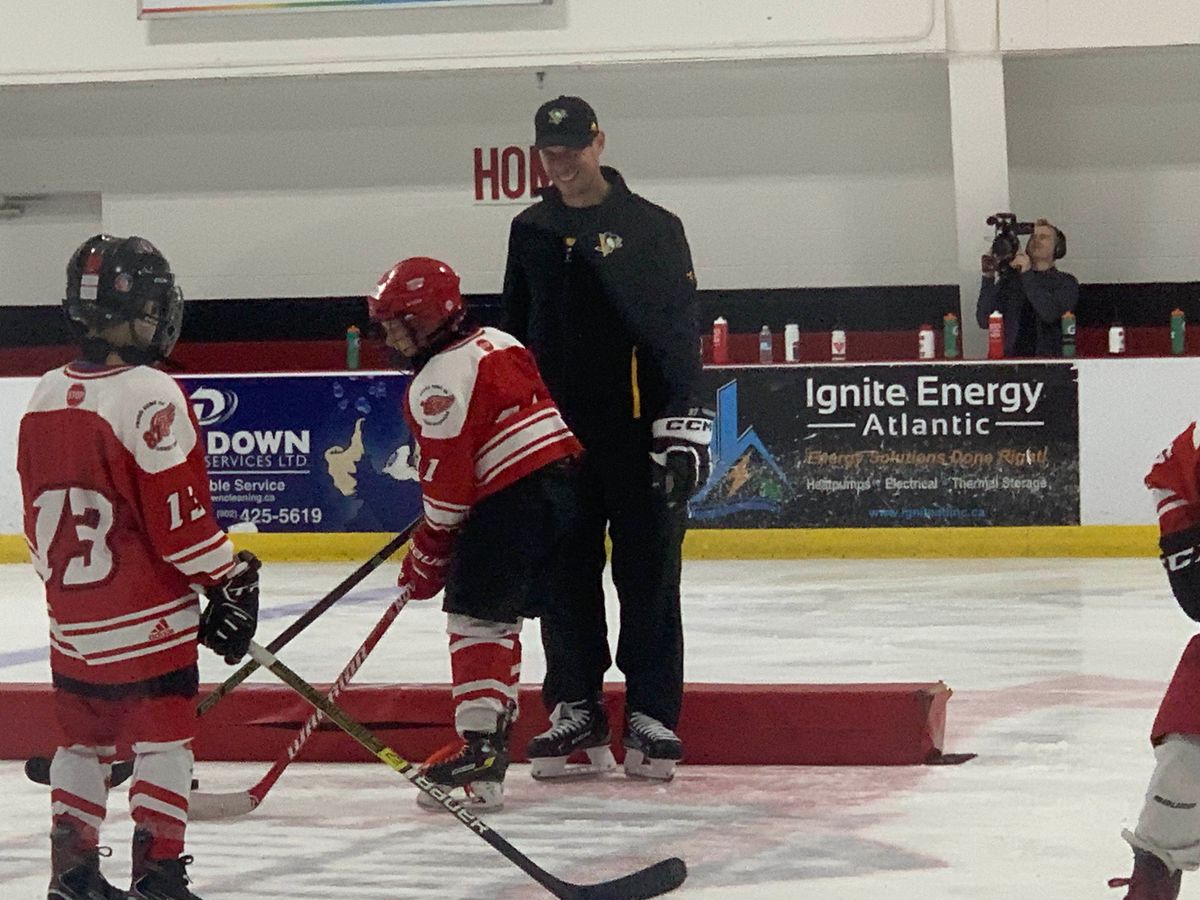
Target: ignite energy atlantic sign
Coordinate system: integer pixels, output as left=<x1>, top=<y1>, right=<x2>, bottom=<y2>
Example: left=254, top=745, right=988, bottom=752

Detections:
left=140, top=0, right=545, bottom=18
left=691, top=363, right=1080, bottom=528
left=180, top=373, right=421, bottom=532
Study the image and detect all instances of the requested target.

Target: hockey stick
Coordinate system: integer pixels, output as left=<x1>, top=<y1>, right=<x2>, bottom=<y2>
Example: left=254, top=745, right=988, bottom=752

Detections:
left=248, top=641, right=688, bottom=900
left=25, top=523, right=418, bottom=789
left=188, top=592, right=410, bottom=820
left=197, top=523, right=417, bottom=715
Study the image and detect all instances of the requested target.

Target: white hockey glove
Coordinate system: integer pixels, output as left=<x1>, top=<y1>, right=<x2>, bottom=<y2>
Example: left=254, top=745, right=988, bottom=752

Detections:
left=650, top=409, right=713, bottom=507
left=200, top=549, right=261, bottom=664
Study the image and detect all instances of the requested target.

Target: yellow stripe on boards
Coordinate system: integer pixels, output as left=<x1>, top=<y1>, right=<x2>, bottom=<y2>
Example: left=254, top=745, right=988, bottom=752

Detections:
left=0, top=527, right=1157, bottom=564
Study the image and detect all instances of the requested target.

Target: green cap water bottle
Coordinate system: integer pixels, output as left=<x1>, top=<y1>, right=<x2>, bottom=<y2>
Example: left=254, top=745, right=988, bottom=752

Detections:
left=1172, top=308, right=1186, bottom=355
left=346, top=325, right=361, bottom=370
left=943, top=312, right=960, bottom=359
left=1060, top=311, right=1076, bottom=358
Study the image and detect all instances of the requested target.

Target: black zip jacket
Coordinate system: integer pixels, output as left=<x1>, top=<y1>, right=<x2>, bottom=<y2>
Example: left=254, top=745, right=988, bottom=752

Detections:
left=501, top=167, right=701, bottom=452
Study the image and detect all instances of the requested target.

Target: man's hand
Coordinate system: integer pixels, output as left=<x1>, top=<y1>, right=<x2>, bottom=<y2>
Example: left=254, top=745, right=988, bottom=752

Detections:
left=981, top=254, right=998, bottom=276
left=397, top=529, right=451, bottom=601
left=1011, top=250, right=1031, bottom=273
left=650, top=409, right=713, bottom=507
left=200, top=549, right=260, bottom=664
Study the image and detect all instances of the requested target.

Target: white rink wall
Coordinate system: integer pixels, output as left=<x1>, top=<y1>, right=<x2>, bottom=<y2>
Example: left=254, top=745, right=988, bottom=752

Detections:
left=0, top=358, right=1185, bottom=535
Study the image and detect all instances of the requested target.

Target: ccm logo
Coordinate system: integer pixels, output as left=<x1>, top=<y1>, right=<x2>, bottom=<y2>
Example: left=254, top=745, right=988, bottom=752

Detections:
left=665, top=419, right=712, bottom=434
left=1165, top=547, right=1199, bottom=571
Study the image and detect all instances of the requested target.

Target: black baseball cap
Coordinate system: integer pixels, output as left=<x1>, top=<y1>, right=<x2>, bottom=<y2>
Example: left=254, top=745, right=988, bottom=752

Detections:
left=534, top=96, right=600, bottom=149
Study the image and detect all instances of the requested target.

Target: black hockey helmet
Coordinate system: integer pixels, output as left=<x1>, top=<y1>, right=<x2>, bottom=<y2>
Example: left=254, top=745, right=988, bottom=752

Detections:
left=64, top=234, right=184, bottom=361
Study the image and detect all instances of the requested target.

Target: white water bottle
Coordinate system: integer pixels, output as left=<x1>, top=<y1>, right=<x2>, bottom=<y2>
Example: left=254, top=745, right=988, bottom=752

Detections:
left=831, top=328, right=847, bottom=362
left=784, top=323, right=801, bottom=362
left=1108, top=323, right=1126, bottom=355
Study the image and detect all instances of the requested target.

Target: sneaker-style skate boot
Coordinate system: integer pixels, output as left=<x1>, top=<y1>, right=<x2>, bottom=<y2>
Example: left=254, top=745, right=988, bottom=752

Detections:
left=526, top=697, right=616, bottom=780
left=129, top=830, right=202, bottom=900
left=623, top=711, right=683, bottom=781
left=48, top=824, right=129, bottom=900
left=1108, top=850, right=1182, bottom=899
left=416, top=729, right=510, bottom=810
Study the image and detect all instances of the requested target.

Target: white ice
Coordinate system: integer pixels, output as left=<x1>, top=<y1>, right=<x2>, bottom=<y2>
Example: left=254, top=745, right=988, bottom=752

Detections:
left=0, top=556, right=1188, bottom=898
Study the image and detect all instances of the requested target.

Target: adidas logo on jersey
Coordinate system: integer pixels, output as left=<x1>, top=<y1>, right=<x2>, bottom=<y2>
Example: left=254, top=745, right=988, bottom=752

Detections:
left=149, top=618, right=174, bottom=641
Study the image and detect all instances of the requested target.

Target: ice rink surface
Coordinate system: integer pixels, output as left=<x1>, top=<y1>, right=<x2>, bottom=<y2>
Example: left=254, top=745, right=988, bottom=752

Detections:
left=0, top=556, right=1191, bottom=898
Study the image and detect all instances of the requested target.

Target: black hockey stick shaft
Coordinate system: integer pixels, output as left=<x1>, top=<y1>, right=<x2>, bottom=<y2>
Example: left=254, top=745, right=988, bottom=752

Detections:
left=26, top=524, right=417, bottom=788
left=196, top=523, right=416, bottom=716
left=247, top=641, right=687, bottom=900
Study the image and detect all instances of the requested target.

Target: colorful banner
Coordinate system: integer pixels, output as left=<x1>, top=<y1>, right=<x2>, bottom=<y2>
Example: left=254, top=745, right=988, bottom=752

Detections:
left=691, top=363, right=1080, bottom=527
left=140, top=0, right=545, bottom=17
left=180, top=373, right=421, bottom=532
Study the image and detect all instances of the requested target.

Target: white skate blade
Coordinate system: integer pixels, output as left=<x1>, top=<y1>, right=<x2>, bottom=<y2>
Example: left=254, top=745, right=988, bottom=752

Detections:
left=530, top=746, right=617, bottom=781
left=416, top=780, right=504, bottom=811
left=623, top=747, right=677, bottom=781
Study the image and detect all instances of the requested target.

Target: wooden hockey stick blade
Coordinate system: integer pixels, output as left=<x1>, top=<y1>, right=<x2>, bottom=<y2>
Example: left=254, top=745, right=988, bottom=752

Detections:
left=247, top=642, right=687, bottom=900
left=196, top=522, right=416, bottom=716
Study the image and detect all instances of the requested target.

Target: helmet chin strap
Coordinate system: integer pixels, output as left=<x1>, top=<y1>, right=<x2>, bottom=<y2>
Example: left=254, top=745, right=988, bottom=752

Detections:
left=79, top=324, right=162, bottom=366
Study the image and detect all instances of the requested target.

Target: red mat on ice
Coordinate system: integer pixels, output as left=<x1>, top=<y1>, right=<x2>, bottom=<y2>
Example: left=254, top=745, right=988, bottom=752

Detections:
left=0, top=681, right=950, bottom=766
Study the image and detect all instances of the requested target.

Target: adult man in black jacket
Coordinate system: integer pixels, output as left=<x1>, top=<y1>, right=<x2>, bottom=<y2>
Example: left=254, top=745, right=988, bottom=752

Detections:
left=976, top=218, right=1079, bottom=357
left=502, top=95, right=710, bottom=781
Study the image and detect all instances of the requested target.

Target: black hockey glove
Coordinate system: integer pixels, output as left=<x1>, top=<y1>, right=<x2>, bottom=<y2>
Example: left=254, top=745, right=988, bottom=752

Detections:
left=1161, top=523, right=1200, bottom=622
left=650, top=409, right=713, bottom=507
left=200, top=549, right=261, bottom=664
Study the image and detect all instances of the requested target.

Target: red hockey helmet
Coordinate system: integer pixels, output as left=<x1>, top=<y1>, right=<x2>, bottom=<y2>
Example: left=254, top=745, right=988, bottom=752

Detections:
left=368, top=257, right=465, bottom=353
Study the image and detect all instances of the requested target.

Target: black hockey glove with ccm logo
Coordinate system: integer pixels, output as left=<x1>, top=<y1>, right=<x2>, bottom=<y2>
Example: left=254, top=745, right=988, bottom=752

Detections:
left=650, top=409, right=714, bottom=507
left=1160, top=523, right=1200, bottom=622
left=200, top=549, right=261, bottom=664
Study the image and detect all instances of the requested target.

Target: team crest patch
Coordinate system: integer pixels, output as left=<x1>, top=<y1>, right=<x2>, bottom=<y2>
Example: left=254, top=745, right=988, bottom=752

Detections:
left=66, top=383, right=86, bottom=407
left=548, top=108, right=567, bottom=124
left=597, top=232, right=623, bottom=257
left=137, top=400, right=179, bottom=451
left=419, top=386, right=455, bottom=425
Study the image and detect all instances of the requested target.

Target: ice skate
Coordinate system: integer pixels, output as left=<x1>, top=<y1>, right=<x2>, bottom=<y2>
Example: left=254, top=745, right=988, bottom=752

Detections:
left=1109, top=850, right=1182, bottom=899
left=526, top=698, right=616, bottom=780
left=623, top=711, right=682, bottom=781
left=416, top=729, right=510, bottom=811
left=48, top=824, right=129, bottom=900
left=129, top=830, right=203, bottom=900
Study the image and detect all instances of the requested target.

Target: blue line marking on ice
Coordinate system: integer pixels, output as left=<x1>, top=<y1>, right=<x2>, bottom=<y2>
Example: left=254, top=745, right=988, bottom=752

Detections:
left=0, top=587, right=396, bottom=671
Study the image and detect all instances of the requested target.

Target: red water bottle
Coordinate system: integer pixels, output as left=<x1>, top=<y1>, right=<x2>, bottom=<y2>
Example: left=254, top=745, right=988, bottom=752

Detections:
left=987, top=311, right=1004, bottom=359
left=712, top=316, right=729, bottom=365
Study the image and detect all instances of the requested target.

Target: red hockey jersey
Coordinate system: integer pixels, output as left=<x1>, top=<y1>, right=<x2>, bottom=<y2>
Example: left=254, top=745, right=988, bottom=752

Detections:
left=18, top=362, right=236, bottom=684
left=1147, top=422, right=1200, bottom=536
left=402, top=327, right=582, bottom=581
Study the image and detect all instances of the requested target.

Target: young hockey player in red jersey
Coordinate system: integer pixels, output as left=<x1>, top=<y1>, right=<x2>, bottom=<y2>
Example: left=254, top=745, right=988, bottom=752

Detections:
left=19, top=235, right=260, bottom=900
left=1109, top=422, right=1200, bottom=899
left=368, top=256, right=582, bottom=810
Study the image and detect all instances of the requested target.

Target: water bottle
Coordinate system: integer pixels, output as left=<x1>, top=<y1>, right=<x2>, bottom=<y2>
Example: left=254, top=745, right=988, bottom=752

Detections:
left=758, top=325, right=773, bottom=364
left=346, top=325, right=361, bottom=370
left=1060, top=311, right=1076, bottom=358
left=1172, top=308, right=1186, bottom=355
left=1108, top=322, right=1126, bottom=355
left=831, top=328, right=847, bottom=362
left=918, top=324, right=935, bottom=360
left=987, top=311, right=1004, bottom=359
left=784, top=323, right=801, bottom=362
left=712, top=317, right=729, bottom=365
left=943, top=312, right=960, bottom=359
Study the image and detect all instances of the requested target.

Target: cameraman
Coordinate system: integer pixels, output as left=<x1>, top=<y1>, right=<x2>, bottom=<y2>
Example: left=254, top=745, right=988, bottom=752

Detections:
left=975, top=218, right=1079, bottom=358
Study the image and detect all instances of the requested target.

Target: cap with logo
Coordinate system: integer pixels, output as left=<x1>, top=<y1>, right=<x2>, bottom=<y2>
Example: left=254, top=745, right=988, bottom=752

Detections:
left=534, top=96, right=600, bottom=149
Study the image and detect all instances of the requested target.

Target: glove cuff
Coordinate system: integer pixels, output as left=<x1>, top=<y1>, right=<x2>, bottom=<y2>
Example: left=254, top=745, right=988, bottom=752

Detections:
left=652, top=415, right=713, bottom=446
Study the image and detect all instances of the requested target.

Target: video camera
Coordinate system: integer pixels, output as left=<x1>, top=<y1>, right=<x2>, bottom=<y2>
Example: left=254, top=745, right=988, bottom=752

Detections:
left=983, top=213, right=1034, bottom=274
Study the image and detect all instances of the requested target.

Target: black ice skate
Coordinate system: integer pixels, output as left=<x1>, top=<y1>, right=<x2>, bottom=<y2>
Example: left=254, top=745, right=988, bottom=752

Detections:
left=526, top=697, right=616, bottom=780
left=129, top=829, right=203, bottom=900
left=416, top=729, right=510, bottom=811
left=623, top=711, right=683, bottom=781
left=48, top=824, right=128, bottom=900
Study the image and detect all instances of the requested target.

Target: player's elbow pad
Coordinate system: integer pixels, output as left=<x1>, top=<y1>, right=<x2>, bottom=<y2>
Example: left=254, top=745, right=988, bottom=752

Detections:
left=1161, top=524, right=1200, bottom=621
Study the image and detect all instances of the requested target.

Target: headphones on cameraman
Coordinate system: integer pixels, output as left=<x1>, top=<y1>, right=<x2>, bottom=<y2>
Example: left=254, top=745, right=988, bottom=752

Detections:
left=1029, top=224, right=1067, bottom=260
